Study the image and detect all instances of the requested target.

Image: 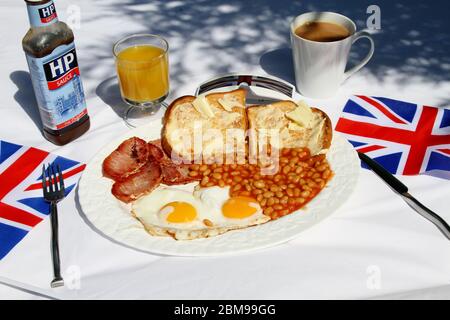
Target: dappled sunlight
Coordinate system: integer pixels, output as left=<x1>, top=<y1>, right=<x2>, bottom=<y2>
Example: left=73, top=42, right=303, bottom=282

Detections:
left=72, top=0, right=450, bottom=107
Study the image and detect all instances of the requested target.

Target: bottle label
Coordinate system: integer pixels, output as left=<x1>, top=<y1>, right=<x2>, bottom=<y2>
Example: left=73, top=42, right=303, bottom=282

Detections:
left=26, top=42, right=88, bottom=131
left=27, top=0, right=59, bottom=28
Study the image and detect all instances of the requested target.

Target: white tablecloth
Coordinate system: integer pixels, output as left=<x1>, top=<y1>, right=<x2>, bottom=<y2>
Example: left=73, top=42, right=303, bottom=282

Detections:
left=1, top=0, right=449, bottom=300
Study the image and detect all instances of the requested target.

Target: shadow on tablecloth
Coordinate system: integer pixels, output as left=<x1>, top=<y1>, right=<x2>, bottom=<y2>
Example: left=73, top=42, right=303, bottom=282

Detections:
left=59, top=0, right=450, bottom=109
left=95, top=76, right=128, bottom=119
left=10, top=70, right=44, bottom=135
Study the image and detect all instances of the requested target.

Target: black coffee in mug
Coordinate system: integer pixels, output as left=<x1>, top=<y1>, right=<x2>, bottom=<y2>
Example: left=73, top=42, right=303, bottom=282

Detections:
left=295, top=21, right=350, bottom=42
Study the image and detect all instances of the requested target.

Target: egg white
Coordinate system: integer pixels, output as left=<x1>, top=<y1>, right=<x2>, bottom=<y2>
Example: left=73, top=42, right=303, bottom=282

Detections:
left=194, top=186, right=269, bottom=227
left=132, top=186, right=270, bottom=240
left=132, top=187, right=205, bottom=228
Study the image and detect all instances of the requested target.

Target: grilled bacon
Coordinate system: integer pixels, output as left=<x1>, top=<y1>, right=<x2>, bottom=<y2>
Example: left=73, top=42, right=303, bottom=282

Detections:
left=103, top=137, right=200, bottom=203
left=111, top=161, right=162, bottom=203
left=103, top=137, right=149, bottom=181
left=148, top=140, right=200, bottom=185
left=162, top=164, right=198, bottom=185
left=147, top=142, right=165, bottom=162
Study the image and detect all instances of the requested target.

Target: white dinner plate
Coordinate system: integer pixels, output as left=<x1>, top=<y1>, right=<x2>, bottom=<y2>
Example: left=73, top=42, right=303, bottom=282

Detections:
left=78, top=117, right=360, bottom=256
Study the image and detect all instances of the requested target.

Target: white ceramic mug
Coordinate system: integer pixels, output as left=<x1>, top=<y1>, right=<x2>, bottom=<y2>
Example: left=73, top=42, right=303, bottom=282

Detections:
left=290, top=12, right=375, bottom=99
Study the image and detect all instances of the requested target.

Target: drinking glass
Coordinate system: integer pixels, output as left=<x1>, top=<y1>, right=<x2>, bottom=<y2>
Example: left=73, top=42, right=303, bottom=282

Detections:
left=113, top=34, right=169, bottom=127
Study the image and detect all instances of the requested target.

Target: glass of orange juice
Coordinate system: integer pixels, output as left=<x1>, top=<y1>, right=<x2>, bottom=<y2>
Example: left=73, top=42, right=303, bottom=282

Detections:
left=113, top=34, right=169, bottom=127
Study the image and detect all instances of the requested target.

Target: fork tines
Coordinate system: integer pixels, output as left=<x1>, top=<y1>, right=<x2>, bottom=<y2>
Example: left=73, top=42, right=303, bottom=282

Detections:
left=42, top=163, right=65, bottom=199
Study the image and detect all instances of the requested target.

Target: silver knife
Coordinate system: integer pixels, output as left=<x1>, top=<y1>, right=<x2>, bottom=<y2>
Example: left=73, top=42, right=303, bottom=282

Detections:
left=358, top=152, right=450, bottom=240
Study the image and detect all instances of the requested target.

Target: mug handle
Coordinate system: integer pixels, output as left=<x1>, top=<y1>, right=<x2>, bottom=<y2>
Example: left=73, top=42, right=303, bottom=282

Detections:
left=343, top=30, right=375, bottom=80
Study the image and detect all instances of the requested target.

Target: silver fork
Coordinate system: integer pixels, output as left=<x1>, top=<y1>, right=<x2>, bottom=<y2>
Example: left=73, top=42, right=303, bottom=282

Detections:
left=42, top=163, right=65, bottom=288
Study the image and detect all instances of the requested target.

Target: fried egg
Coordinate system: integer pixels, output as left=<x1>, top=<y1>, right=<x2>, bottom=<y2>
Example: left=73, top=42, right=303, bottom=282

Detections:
left=132, top=186, right=269, bottom=240
left=132, top=188, right=205, bottom=229
left=194, top=186, right=269, bottom=227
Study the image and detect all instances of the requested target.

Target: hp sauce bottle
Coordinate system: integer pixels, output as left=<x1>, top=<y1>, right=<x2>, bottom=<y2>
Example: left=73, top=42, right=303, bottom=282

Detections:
left=22, top=0, right=90, bottom=145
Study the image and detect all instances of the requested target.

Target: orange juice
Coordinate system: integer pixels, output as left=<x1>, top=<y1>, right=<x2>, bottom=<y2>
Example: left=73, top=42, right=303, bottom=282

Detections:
left=116, top=45, right=169, bottom=103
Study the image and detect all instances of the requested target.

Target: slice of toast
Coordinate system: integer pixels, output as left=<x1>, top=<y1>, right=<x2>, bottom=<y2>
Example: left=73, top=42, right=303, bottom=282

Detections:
left=161, top=88, right=247, bottom=163
left=247, top=101, right=332, bottom=155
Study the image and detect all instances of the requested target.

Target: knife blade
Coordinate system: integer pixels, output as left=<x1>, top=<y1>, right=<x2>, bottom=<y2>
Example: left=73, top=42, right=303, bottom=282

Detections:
left=358, top=152, right=450, bottom=240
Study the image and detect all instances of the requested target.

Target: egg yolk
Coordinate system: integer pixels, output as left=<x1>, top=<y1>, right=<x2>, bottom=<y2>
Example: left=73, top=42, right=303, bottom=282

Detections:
left=222, top=196, right=259, bottom=219
left=160, top=202, right=197, bottom=223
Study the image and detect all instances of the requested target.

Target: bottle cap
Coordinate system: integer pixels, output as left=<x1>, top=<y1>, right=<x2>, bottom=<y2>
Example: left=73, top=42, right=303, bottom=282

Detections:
left=25, top=0, right=52, bottom=5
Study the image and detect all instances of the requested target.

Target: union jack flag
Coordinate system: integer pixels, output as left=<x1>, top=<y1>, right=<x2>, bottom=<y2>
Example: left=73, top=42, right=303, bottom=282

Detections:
left=336, top=95, right=450, bottom=178
left=0, top=141, right=85, bottom=259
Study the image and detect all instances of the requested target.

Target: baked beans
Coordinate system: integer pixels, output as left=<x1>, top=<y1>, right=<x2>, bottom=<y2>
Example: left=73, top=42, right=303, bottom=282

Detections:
left=188, top=147, right=333, bottom=220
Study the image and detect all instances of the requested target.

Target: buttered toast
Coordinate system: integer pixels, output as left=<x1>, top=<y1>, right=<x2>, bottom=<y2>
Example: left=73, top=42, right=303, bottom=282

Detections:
left=162, top=89, right=332, bottom=163
left=247, top=101, right=332, bottom=155
left=161, top=88, right=247, bottom=163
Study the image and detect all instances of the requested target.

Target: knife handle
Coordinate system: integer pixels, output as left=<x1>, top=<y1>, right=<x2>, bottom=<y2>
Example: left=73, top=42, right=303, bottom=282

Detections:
left=358, top=152, right=408, bottom=194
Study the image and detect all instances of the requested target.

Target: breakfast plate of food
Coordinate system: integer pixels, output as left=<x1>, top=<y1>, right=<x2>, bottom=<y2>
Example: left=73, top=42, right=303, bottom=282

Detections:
left=78, top=80, right=359, bottom=256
